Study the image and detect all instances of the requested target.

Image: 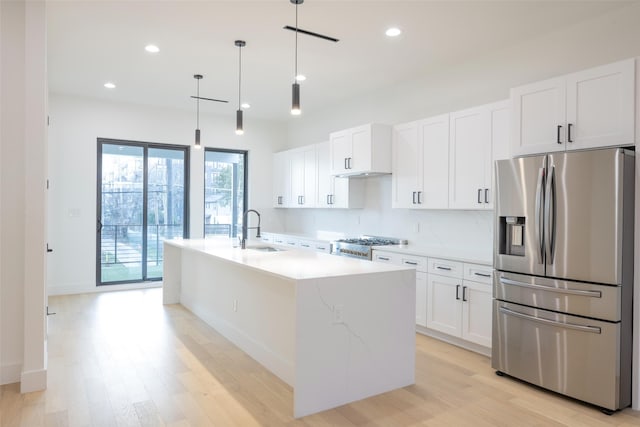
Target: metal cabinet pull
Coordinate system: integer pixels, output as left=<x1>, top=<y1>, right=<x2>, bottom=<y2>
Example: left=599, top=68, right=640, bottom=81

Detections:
left=455, top=285, right=460, bottom=300
left=417, top=191, right=422, bottom=204
left=436, top=266, right=452, bottom=271
left=474, top=272, right=491, bottom=278
left=484, top=188, right=489, bottom=204
left=330, top=195, right=334, bottom=205
left=556, top=125, right=562, bottom=144
left=477, top=188, right=482, bottom=204
left=412, top=192, right=417, bottom=204
left=378, top=256, right=390, bottom=261
left=326, top=195, right=330, bottom=205
left=404, top=261, right=418, bottom=266
left=301, top=244, right=310, bottom=248
left=499, top=306, right=601, bottom=334
left=568, top=123, right=573, bottom=143
left=348, top=157, right=352, bottom=169
left=301, top=195, right=305, bottom=205
left=462, top=286, right=467, bottom=302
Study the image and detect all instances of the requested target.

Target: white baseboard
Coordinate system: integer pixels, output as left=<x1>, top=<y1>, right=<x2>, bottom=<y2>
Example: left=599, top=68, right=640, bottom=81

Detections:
left=20, top=368, right=47, bottom=392
left=0, top=363, right=22, bottom=386
left=415, top=326, right=491, bottom=357
left=48, top=281, right=162, bottom=296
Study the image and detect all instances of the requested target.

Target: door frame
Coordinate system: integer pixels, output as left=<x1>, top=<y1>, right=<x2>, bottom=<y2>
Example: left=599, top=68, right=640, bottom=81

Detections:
left=96, top=138, right=190, bottom=286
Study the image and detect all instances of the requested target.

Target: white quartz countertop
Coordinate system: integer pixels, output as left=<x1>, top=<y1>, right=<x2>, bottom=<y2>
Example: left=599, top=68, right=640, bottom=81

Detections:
left=371, top=244, right=492, bottom=266
left=165, top=238, right=413, bottom=281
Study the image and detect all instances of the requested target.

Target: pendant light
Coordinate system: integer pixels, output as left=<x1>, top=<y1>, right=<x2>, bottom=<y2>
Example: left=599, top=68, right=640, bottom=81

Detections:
left=193, top=74, right=203, bottom=149
left=235, top=40, right=246, bottom=135
left=291, top=0, right=303, bottom=115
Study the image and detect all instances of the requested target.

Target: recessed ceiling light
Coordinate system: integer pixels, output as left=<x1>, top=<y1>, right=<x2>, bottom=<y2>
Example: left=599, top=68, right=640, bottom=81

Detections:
left=385, top=27, right=402, bottom=37
left=241, top=103, right=251, bottom=109
left=104, top=82, right=116, bottom=89
left=295, top=74, right=306, bottom=82
left=145, top=44, right=160, bottom=53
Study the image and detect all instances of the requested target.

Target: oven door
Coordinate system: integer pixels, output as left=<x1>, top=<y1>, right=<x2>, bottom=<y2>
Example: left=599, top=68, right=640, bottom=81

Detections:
left=492, top=301, right=626, bottom=410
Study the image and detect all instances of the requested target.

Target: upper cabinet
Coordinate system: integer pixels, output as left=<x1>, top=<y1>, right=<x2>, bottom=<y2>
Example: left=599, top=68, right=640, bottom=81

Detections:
left=316, top=142, right=364, bottom=209
left=392, top=114, right=450, bottom=209
left=273, top=146, right=316, bottom=209
left=329, top=123, right=392, bottom=176
left=511, top=58, right=635, bottom=157
left=273, top=151, right=290, bottom=207
left=449, top=100, right=509, bottom=210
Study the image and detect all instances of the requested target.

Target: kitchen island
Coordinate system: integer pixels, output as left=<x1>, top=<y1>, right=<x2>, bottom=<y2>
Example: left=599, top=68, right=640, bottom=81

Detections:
left=163, top=238, right=416, bottom=418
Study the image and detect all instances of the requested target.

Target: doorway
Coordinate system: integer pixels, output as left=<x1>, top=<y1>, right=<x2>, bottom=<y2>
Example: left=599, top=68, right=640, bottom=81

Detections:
left=97, top=139, right=189, bottom=285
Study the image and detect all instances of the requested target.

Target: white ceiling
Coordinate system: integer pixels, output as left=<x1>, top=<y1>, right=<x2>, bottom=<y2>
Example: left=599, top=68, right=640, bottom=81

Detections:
left=47, top=1, right=631, bottom=121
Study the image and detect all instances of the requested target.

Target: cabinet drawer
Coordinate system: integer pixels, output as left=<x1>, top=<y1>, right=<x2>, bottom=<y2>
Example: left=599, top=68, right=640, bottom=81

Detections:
left=372, top=250, right=401, bottom=265
left=463, top=263, right=493, bottom=284
left=428, top=258, right=463, bottom=278
left=400, top=255, right=427, bottom=272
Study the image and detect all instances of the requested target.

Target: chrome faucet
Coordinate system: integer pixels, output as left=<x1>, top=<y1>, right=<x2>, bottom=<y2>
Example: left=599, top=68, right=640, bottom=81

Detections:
left=241, top=209, right=261, bottom=249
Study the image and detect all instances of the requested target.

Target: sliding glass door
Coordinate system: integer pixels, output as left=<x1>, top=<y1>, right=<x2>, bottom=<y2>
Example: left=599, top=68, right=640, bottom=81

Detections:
left=97, top=140, right=189, bottom=285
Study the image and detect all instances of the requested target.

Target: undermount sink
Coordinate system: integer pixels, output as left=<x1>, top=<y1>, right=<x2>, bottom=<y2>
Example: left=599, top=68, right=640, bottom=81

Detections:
left=248, top=246, right=286, bottom=252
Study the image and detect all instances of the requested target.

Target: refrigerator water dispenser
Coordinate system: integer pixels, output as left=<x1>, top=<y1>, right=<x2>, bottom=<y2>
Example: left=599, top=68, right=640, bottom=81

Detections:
left=498, top=216, right=525, bottom=257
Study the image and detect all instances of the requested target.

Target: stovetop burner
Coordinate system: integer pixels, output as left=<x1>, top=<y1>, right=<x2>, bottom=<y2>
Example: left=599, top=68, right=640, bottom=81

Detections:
left=331, top=235, right=407, bottom=260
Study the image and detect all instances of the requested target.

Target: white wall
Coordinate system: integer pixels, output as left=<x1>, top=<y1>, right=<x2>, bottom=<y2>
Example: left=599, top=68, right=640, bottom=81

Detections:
left=1, top=0, right=47, bottom=390
left=47, top=94, right=287, bottom=295
left=280, top=1, right=640, bottom=255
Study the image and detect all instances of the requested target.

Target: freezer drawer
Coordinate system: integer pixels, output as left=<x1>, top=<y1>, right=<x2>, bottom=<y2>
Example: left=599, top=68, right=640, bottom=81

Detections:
left=492, top=301, right=629, bottom=410
left=494, top=271, right=621, bottom=322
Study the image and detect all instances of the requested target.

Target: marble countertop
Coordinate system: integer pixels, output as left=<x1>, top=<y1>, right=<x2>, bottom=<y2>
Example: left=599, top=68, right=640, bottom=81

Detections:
left=371, top=244, right=493, bottom=266
left=165, top=238, right=413, bottom=281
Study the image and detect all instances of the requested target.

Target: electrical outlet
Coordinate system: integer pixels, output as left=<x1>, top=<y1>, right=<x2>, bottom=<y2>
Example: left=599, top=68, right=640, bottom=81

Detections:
left=333, top=304, right=344, bottom=324
left=233, top=299, right=238, bottom=312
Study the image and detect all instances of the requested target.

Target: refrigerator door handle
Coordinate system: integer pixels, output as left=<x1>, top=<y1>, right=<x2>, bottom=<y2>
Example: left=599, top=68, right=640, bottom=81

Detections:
left=545, top=165, right=556, bottom=265
left=498, top=306, right=601, bottom=334
left=535, top=167, right=545, bottom=265
left=499, top=277, right=602, bottom=298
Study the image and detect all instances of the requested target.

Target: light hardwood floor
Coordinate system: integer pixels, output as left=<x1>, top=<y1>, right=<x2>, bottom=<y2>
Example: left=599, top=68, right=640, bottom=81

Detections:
left=2, top=288, right=640, bottom=426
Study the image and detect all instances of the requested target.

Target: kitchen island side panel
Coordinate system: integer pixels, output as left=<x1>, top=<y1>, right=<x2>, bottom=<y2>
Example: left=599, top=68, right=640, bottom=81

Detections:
left=294, top=270, right=416, bottom=418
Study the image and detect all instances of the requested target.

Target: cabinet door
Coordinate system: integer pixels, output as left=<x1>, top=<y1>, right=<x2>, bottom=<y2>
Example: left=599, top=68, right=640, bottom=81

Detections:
left=329, top=130, right=350, bottom=175
left=449, top=106, right=490, bottom=209
left=349, top=125, right=372, bottom=174
left=316, top=142, right=332, bottom=207
left=289, top=149, right=305, bottom=208
left=461, top=280, right=492, bottom=348
left=486, top=101, right=510, bottom=209
left=426, top=274, right=462, bottom=336
left=416, top=271, right=427, bottom=327
left=392, top=122, right=420, bottom=208
left=566, top=58, right=635, bottom=151
left=302, top=146, right=316, bottom=207
left=420, top=114, right=450, bottom=209
left=511, top=76, right=566, bottom=156
left=272, top=151, right=290, bottom=207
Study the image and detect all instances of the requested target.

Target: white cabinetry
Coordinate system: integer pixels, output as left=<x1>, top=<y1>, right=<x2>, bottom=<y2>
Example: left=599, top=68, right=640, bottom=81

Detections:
left=273, top=151, right=291, bottom=207
left=449, top=100, right=509, bottom=210
left=392, top=114, right=449, bottom=209
left=426, top=259, right=492, bottom=348
left=511, top=58, right=635, bottom=156
left=372, top=250, right=427, bottom=327
left=329, top=124, right=392, bottom=176
left=316, top=142, right=364, bottom=209
left=290, top=145, right=316, bottom=208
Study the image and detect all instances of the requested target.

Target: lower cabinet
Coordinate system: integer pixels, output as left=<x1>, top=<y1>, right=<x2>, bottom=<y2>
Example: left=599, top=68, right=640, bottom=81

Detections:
left=426, top=260, right=493, bottom=348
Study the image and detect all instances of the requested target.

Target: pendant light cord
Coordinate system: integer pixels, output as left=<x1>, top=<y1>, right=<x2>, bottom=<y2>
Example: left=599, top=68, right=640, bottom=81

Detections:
left=238, top=45, right=242, bottom=109
left=294, top=1, right=298, bottom=79
left=196, top=78, right=200, bottom=129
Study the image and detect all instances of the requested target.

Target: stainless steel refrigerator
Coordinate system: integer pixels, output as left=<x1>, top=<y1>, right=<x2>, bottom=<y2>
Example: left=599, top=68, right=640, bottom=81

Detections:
left=492, top=147, right=634, bottom=413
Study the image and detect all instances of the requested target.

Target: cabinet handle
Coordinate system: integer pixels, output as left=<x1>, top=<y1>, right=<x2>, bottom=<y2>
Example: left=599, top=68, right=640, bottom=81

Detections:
left=326, top=195, right=330, bottom=205
left=436, top=266, right=452, bottom=271
left=456, top=284, right=461, bottom=300
left=378, top=256, right=390, bottom=261
left=344, top=158, right=348, bottom=170
left=331, top=195, right=335, bottom=205
left=417, top=191, right=422, bottom=204
left=301, top=195, right=305, bottom=205
left=557, top=125, right=562, bottom=144
left=477, top=189, right=482, bottom=204
left=301, top=244, right=310, bottom=248
left=348, top=157, right=352, bottom=169
left=474, top=272, right=491, bottom=278
left=317, top=246, right=326, bottom=251
left=404, top=261, right=418, bottom=266
left=484, top=188, right=489, bottom=204
left=278, top=196, right=283, bottom=205
left=412, top=191, right=417, bottom=204
left=462, top=286, right=468, bottom=302
left=568, top=123, right=573, bottom=143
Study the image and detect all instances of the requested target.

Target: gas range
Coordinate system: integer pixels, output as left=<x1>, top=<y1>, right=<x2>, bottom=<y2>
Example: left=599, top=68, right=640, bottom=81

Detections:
left=331, top=235, right=407, bottom=260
